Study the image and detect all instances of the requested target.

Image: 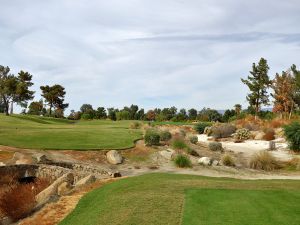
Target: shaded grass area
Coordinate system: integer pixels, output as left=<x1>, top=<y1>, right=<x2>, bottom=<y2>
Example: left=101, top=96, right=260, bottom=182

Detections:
left=0, top=114, right=142, bottom=150
left=60, top=173, right=300, bottom=225
left=183, top=189, right=300, bottom=225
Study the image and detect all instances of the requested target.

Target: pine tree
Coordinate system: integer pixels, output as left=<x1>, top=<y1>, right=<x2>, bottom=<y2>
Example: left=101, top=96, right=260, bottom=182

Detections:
left=241, top=58, right=271, bottom=119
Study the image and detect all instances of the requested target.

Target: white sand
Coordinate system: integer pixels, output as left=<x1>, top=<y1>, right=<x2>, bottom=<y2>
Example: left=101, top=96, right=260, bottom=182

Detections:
left=197, top=134, right=293, bottom=161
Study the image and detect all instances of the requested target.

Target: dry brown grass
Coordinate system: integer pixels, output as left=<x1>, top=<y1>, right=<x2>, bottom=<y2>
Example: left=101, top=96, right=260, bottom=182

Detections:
left=263, top=128, right=275, bottom=141
left=221, top=154, right=235, bottom=167
left=0, top=178, right=50, bottom=221
left=249, top=151, right=280, bottom=171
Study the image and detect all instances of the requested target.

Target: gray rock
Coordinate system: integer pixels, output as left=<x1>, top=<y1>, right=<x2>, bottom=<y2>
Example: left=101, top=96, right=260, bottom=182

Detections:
left=106, top=150, right=123, bottom=164
left=35, top=172, right=74, bottom=208
left=75, top=174, right=96, bottom=187
left=159, top=149, right=175, bottom=160
left=254, top=132, right=265, bottom=140
left=198, top=157, right=212, bottom=166
left=34, top=154, right=52, bottom=164
left=212, top=160, right=219, bottom=166
left=269, top=141, right=276, bottom=150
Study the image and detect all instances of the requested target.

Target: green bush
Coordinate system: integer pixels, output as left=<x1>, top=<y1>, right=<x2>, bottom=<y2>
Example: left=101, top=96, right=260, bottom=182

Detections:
left=172, top=139, right=187, bottom=149
left=211, top=123, right=236, bottom=138
left=179, top=129, right=186, bottom=137
left=174, top=154, right=192, bottom=168
left=160, top=130, right=172, bottom=141
left=284, top=122, right=300, bottom=152
left=208, top=142, right=223, bottom=151
left=194, top=122, right=212, bottom=134
left=185, top=146, right=199, bottom=156
left=234, top=128, right=251, bottom=141
left=189, top=136, right=198, bottom=144
left=144, top=130, right=160, bottom=146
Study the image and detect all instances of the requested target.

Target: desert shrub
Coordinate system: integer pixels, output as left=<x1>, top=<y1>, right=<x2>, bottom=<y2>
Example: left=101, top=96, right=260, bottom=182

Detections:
left=189, top=135, right=198, bottom=144
left=194, top=122, right=212, bottom=134
left=174, top=154, right=192, bottom=168
left=130, top=121, right=142, bottom=129
left=249, top=151, right=279, bottom=171
left=221, top=154, right=235, bottom=167
left=263, top=128, right=275, bottom=141
left=159, top=130, right=172, bottom=141
left=234, top=128, right=251, bottom=141
left=208, top=142, right=223, bottom=151
left=270, top=119, right=287, bottom=129
left=0, top=178, right=49, bottom=221
left=211, top=123, right=236, bottom=138
left=144, top=130, right=160, bottom=146
left=284, top=122, right=300, bottom=152
left=204, top=126, right=213, bottom=136
left=172, top=138, right=187, bottom=149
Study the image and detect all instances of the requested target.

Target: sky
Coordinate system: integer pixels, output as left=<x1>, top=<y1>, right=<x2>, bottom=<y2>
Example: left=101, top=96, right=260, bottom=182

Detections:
left=1, top=0, right=300, bottom=113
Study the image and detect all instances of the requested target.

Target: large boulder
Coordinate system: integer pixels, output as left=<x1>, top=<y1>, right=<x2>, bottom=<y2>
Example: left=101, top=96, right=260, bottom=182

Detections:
left=198, top=157, right=212, bottom=166
left=35, top=172, right=74, bottom=208
left=106, top=150, right=123, bottom=164
left=254, top=132, right=265, bottom=140
left=159, top=149, right=175, bottom=160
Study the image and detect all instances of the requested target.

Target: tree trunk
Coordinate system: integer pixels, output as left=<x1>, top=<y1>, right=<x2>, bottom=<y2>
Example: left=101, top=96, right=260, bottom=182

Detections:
left=10, top=101, right=13, bottom=115
left=2, top=97, right=9, bottom=116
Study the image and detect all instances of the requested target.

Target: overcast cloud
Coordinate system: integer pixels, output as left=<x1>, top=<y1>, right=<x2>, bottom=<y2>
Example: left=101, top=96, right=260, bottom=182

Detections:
left=1, top=0, right=300, bottom=112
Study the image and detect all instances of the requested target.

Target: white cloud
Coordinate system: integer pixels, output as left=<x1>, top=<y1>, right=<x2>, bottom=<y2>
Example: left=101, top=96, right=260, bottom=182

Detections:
left=1, top=0, right=300, bottom=113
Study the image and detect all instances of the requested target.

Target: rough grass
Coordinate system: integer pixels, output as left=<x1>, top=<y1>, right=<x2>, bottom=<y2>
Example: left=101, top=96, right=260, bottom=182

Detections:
left=249, top=151, right=280, bottom=171
left=0, top=114, right=142, bottom=150
left=183, top=188, right=300, bottom=225
left=60, top=173, right=300, bottom=225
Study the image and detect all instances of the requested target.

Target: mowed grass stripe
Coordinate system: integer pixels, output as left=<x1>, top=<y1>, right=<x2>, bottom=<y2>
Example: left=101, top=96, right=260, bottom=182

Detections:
left=0, top=114, right=142, bottom=150
left=59, top=173, right=300, bottom=225
left=183, top=189, right=300, bottom=225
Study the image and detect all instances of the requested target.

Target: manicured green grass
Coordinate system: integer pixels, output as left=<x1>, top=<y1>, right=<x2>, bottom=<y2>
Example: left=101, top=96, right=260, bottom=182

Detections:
left=0, top=114, right=142, bottom=150
left=183, top=189, right=300, bottom=225
left=60, top=173, right=300, bottom=225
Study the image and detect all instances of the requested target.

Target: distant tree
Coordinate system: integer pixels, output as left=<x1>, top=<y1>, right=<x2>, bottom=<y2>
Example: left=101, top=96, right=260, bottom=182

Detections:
left=172, top=108, right=187, bottom=121
left=80, top=104, right=93, bottom=113
left=68, top=110, right=81, bottom=120
left=28, top=100, right=44, bottom=115
left=271, top=70, right=296, bottom=119
left=10, top=71, right=34, bottom=114
left=40, top=84, right=68, bottom=116
left=95, top=107, right=107, bottom=119
left=129, top=104, right=139, bottom=120
left=146, top=110, right=156, bottom=121
left=234, top=104, right=242, bottom=115
left=188, top=108, right=197, bottom=120
left=222, top=109, right=236, bottom=122
left=135, top=108, right=145, bottom=120
left=197, top=108, right=222, bottom=122
left=116, top=110, right=130, bottom=120
left=107, top=108, right=117, bottom=121
left=241, top=58, right=271, bottom=119
left=0, top=66, right=34, bottom=115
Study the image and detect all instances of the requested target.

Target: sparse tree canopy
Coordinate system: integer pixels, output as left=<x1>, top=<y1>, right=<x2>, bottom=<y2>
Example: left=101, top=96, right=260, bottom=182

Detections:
left=241, top=58, right=271, bottom=118
left=0, top=66, right=34, bottom=115
left=271, top=70, right=295, bottom=118
left=40, top=84, right=68, bottom=116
